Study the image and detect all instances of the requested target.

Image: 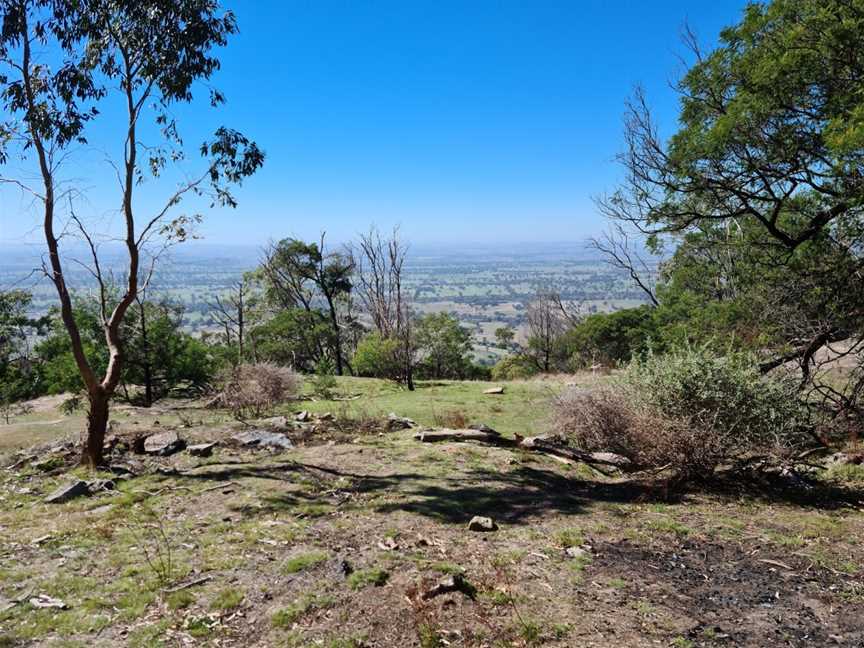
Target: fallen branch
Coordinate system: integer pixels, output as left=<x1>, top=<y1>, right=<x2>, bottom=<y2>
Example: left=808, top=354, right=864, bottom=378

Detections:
left=413, top=428, right=632, bottom=471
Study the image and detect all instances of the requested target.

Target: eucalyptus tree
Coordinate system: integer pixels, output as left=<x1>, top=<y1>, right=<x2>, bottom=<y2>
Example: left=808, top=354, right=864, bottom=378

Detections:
left=597, top=0, right=864, bottom=427
left=0, top=0, right=263, bottom=466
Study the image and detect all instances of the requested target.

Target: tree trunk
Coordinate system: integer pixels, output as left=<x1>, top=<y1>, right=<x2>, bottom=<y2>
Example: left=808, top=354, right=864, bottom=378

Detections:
left=82, top=389, right=109, bottom=468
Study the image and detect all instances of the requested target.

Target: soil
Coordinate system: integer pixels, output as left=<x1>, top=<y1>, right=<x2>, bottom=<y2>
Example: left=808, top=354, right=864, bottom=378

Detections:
left=1, top=413, right=863, bottom=647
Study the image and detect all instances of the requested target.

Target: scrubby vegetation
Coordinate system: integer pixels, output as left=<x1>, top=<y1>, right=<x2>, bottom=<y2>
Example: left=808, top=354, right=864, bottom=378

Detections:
left=555, top=346, right=811, bottom=481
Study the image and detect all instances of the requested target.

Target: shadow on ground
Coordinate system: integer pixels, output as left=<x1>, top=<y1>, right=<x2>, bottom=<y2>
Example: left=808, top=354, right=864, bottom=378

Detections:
left=155, top=456, right=864, bottom=526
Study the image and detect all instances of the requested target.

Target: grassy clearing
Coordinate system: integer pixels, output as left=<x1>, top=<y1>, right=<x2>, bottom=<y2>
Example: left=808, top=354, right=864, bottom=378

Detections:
left=1, top=377, right=863, bottom=647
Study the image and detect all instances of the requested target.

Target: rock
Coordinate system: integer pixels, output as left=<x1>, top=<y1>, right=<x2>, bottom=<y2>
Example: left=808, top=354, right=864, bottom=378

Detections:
left=467, top=516, right=497, bottom=532
left=295, top=410, right=311, bottom=422
left=258, top=416, right=291, bottom=430
left=469, top=423, right=497, bottom=434
left=29, top=594, right=68, bottom=610
left=386, top=413, right=416, bottom=431
left=232, top=430, right=294, bottom=450
left=143, top=431, right=186, bottom=456
left=318, top=412, right=334, bottom=421
left=44, top=481, right=90, bottom=504
left=108, top=464, right=136, bottom=478
left=87, top=479, right=116, bottom=493
left=188, top=442, right=217, bottom=458
left=483, top=386, right=504, bottom=395
left=565, top=546, right=589, bottom=559
left=421, top=573, right=476, bottom=600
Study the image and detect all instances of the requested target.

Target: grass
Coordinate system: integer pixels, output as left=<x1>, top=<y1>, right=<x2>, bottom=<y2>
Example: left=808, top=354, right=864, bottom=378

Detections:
left=295, top=376, right=564, bottom=438
left=272, top=594, right=335, bottom=627
left=210, top=587, right=245, bottom=611
left=282, top=550, right=329, bottom=574
left=346, top=568, right=389, bottom=590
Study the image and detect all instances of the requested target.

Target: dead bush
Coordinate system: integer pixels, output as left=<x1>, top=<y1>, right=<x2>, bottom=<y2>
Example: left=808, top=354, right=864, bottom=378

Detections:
left=219, top=363, right=301, bottom=420
left=433, top=409, right=468, bottom=429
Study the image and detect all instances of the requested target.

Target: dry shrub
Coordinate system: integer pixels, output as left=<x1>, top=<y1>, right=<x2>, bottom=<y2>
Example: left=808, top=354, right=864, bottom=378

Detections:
left=433, top=409, right=468, bottom=429
left=554, top=346, right=812, bottom=481
left=554, top=387, right=728, bottom=478
left=219, top=363, right=300, bottom=420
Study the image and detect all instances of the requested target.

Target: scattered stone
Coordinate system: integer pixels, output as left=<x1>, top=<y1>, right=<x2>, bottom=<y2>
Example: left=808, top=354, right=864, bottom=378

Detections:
left=188, top=442, right=217, bottom=458
left=258, top=416, right=291, bottom=430
left=421, top=574, right=476, bottom=600
left=386, top=413, right=416, bottom=431
left=565, top=546, right=589, bottom=559
left=30, top=456, right=65, bottom=473
left=44, top=481, right=90, bottom=504
left=295, top=410, right=311, bottom=422
left=336, top=559, right=354, bottom=578
left=469, top=423, right=497, bottom=434
left=378, top=537, right=399, bottom=551
left=483, top=386, right=505, bottom=395
left=87, top=479, right=116, bottom=493
left=108, top=464, right=136, bottom=478
left=318, top=412, right=334, bottom=421
left=143, top=431, right=186, bottom=456
left=29, top=594, right=68, bottom=610
left=467, top=516, right=497, bottom=532
left=232, top=430, right=294, bottom=450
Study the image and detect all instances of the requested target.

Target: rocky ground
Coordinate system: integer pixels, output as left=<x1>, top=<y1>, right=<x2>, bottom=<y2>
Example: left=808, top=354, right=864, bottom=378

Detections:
left=1, top=383, right=863, bottom=647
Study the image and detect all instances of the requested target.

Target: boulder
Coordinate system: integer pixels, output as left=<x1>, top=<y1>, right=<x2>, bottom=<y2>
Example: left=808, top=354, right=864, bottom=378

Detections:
left=467, top=516, right=497, bottom=532
left=483, top=387, right=504, bottom=395
left=232, top=430, right=294, bottom=450
left=386, top=413, right=416, bottom=431
left=188, top=442, right=217, bottom=458
left=143, top=431, right=186, bottom=456
left=44, top=480, right=90, bottom=504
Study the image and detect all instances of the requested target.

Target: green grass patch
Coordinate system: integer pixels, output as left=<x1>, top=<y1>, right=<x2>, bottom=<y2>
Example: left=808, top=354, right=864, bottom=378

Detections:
left=282, top=550, right=329, bottom=574
left=346, top=568, right=389, bottom=590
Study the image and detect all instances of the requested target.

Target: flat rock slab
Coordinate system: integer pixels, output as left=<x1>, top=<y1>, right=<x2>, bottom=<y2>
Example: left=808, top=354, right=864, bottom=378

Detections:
left=44, top=480, right=90, bottom=504
left=143, top=431, right=186, bottom=456
left=188, top=442, right=217, bottom=458
left=483, top=387, right=505, bottom=395
left=233, top=430, right=294, bottom=450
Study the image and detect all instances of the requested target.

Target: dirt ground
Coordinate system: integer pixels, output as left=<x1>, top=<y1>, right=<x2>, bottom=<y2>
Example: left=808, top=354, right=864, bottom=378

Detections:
left=1, top=402, right=863, bottom=648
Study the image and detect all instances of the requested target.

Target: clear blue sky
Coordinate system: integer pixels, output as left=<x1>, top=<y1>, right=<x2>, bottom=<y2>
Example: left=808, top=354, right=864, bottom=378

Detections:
left=0, top=0, right=750, bottom=248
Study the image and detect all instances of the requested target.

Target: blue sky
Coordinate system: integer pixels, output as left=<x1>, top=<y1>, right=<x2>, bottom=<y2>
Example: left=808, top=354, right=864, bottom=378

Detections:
left=0, top=0, right=749, bottom=248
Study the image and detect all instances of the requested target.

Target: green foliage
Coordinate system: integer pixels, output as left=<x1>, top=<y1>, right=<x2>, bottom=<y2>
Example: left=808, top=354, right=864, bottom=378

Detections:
left=122, top=301, right=217, bottom=404
left=623, top=345, right=809, bottom=448
left=251, top=308, right=332, bottom=373
left=556, top=345, right=812, bottom=479
left=311, top=357, right=338, bottom=397
left=490, top=354, right=538, bottom=381
left=34, top=297, right=216, bottom=404
left=0, top=290, right=45, bottom=406
left=414, top=312, right=473, bottom=379
left=352, top=332, right=402, bottom=380
left=561, top=306, right=658, bottom=368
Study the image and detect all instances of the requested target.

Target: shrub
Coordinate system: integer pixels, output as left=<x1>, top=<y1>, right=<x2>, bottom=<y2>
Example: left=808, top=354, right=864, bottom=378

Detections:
left=352, top=333, right=401, bottom=379
left=219, top=362, right=301, bottom=419
left=554, top=345, right=811, bottom=479
left=490, top=355, right=538, bottom=381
